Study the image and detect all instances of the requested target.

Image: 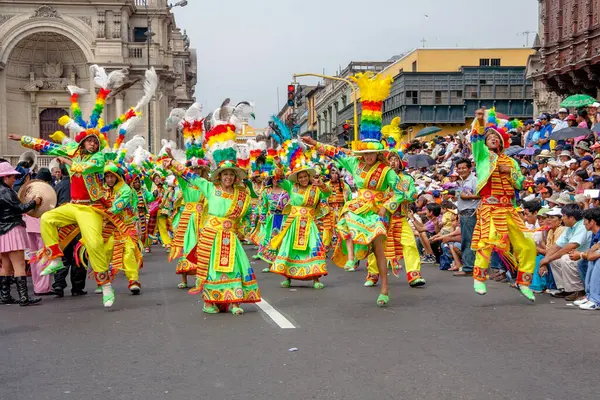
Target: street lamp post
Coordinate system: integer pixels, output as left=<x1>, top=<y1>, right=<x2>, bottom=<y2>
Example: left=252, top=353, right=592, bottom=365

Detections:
left=292, top=73, right=359, bottom=144
left=144, top=0, right=188, bottom=153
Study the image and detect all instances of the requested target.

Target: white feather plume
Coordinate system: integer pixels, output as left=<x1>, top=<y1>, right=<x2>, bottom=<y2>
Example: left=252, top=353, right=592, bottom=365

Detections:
left=132, top=147, right=151, bottom=167
left=62, top=117, right=85, bottom=135
left=236, top=143, right=250, bottom=162
left=166, top=174, right=176, bottom=187
left=246, top=139, right=266, bottom=152
left=171, top=148, right=186, bottom=164
left=89, top=65, right=127, bottom=90
left=230, top=102, right=255, bottom=131
left=158, top=139, right=177, bottom=158
left=122, top=134, right=146, bottom=156
left=165, top=108, right=186, bottom=131
left=90, top=65, right=108, bottom=88
left=67, top=85, right=88, bottom=95
left=134, top=68, right=158, bottom=113
left=184, top=103, right=203, bottom=122
left=107, top=69, right=127, bottom=90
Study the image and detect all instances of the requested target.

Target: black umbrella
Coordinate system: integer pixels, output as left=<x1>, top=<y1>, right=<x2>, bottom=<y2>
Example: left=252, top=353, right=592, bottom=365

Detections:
left=406, top=154, right=436, bottom=169
left=549, top=127, right=592, bottom=140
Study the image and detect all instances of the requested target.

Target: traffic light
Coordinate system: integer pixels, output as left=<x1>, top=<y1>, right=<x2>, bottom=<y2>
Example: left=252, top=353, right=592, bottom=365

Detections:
left=338, top=121, right=352, bottom=148
left=287, top=84, right=295, bottom=107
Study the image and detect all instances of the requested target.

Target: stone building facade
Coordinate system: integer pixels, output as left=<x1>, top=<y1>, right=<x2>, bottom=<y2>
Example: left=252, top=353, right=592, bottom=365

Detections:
left=0, top=0, right=196, bottom=162
left=528, top=0, right=600, bottom=115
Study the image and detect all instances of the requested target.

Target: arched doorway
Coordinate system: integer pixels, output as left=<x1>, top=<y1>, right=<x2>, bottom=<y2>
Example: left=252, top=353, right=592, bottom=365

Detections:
left=39, top=108, right=68, bottom=141
left=5, top=32, right=88, bottom=146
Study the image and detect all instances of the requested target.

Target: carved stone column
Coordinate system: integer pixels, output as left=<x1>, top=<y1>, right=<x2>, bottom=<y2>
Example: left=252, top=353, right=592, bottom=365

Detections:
left=115, top=93, right=124, bottom=117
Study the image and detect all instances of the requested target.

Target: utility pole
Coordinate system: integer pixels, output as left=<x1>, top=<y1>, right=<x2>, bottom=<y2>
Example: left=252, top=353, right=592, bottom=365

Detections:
left=144, top=1, right=188, bottom=153
left=517, top=31, right=535, bottom=47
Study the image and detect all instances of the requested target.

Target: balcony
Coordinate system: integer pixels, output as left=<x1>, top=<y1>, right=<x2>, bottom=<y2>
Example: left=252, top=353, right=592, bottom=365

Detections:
left=134, top=0, right=165, bottom=8
left=127, top=44, right=162, bottom=66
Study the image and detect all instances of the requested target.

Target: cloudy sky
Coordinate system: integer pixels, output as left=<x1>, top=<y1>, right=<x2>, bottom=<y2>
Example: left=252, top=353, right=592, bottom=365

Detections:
left=173, top=0, right=538, bottom=127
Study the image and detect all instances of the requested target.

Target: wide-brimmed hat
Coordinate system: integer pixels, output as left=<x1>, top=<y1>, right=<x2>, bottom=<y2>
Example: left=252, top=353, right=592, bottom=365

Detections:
left=0, top=162, right=20, bottom=177
left=576, top=141, right=590, bottom=151
left=546, top=193, right=560, bottom=205
left=537, top=150, right=553, bottom=159
left=287, top=166, right=317, bottom=183
left=211, top=160, right=247, bottom=182
left=556, top=192, right=575, bottom=205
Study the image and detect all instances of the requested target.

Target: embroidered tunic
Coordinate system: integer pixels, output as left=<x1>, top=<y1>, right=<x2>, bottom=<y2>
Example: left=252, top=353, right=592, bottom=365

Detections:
left=171, top=161, right=260, bottom=304
left=314, top=142, right=406, bottom=266
left=270, top=180, right=330, bottom=280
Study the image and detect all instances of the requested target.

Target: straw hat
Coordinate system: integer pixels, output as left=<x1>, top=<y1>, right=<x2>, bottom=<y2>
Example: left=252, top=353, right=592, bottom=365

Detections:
left=17, top=179, right=56, bottom=218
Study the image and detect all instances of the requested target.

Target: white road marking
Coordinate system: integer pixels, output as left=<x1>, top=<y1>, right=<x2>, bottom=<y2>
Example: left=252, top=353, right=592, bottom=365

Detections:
left=256, top=299, right=296, bottom=329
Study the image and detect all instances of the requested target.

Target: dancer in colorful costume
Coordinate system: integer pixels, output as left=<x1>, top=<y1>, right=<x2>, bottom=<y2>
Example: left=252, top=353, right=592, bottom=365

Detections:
left=324, top=164, right=352, bottom=249
left=164, top=102, right=260, bottom=315
left=303, top=72, right=405, bottom=306
left=470, top=109, right=536, bottom=301
left=166, top=104, right=211, bottom=289
left=269, top=117, right=331, bottom=288
left=256, top=149, right=289, bottom=270
left=8, top=65, right=157, bottom=307
left=129, top=172, right=154, bottom=250
left=102, top=160, right=143, bottom=294
left=365, top=117, right=424, bottom=287
left=246, top=140, right=267, bottom=247
left=146, top=170, right=166, bottom=250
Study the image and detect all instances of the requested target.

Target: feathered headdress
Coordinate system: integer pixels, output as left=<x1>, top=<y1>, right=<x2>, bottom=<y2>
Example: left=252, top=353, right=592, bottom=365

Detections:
left=381, top=117, right=404, bottom=152
left=247, top=139, right=267, bottom=177
left=61, top=65, right=157, bottom=152
left=485, top=108, right=511, bottom=150
left=279, top=139, right=315, bottom=183
left=349, top=72, right=393, bottom=153
left=204, top=101, right=250, bottom=181
left=268, top=115, right=299, bottom=147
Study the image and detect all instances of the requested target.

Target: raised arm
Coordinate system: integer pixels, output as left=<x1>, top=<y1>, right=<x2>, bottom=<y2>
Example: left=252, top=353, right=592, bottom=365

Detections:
left=11, top=134, right=68, bottom=157
left=302, top=136, right=356, bottom=172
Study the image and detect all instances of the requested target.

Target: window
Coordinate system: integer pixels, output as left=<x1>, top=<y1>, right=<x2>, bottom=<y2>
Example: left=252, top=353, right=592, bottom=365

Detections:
left=510, top=86, right=523, bottom=98
left=406, top=90, right=418, bottom=105
left=491, top=58, right=501, bottom=66
left=134, top=27, right=148, bottom=42
left=496, top=85, right=509, bottom=99
left=420, top=90, right=433, bottom=105
left=480, top=85, right=493, bottom=98
left=465, top=85, right=478, bottom=98
left=450, top=90, right=463, bottom=104
left=479, top=58, right=490, bottom=67
left=435, top=90, right=444, bottom=104
left=412, top=61, right=417, bottom=72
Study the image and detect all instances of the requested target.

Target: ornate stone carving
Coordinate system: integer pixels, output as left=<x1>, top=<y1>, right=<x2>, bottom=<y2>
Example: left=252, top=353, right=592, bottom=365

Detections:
left=30, top=5, right=61, bottom=19
left=43, top=62, right=63, bottom=79
left=23, top=80, right=43, bottom=92
left=0, top=14, right=14, bottom=26
left=113, top=13, right=121, bottom=38
left=183, top=30, right=190, bottom=51
left=97, top=11, right=105, bottom=38
left=49, top=98, right=58, bottom=106
left=78, top=16, right=92, bottom=27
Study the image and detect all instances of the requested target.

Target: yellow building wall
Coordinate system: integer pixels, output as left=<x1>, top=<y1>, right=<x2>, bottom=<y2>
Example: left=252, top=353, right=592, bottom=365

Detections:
left=378, top=48, right=535, bottom=80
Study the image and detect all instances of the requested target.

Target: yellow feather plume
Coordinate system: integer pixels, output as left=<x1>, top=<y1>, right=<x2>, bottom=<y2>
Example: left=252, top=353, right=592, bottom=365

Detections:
left=349, top=72, right=393, bottom=102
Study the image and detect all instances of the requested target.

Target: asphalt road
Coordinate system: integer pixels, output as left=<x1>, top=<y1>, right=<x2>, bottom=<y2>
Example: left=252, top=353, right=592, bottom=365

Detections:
left=2, top=245, right=600, bottom=400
